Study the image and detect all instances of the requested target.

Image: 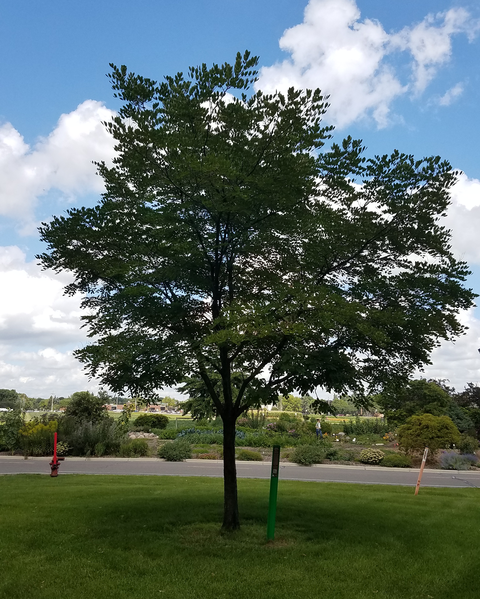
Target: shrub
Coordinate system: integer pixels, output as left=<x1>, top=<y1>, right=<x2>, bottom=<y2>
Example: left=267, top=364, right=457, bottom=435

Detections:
left=341, top=449, right=357, bottom=462
left=134, top=414, right=169, bottom=431
left=320, top=419, right=333, bottom=435
left=119, top=439, right=150, bottom=457
left=0, top=410, right=24, bottom=453
left=20, top=420, right=57, bottom=456
left=241, top=411, right=267, bottom=429
left=196, top=453, right=221, bottom=459
left=458, top=434, right=479, bottom=455
left=276, top=413, right=303, bottom=433
left=158, top=439, right=192, bottom=461
left=439, top=451, right=478, bottom=470
left=236, top=449, right=263, bottom=461
left=155, top=428, right=178, bottom=440
left=381, top=453, right=412, bottom=468
left=398, top=414, right=461, bottom=455
left=290, top=445, right=325, bottom=465
left=343, top=417, right=389, bottom=436
left=59, top=417, right=126, bottom=456
left=324, top=447, right=340, bottom=461
left=359, top=449, right=385, bottom=464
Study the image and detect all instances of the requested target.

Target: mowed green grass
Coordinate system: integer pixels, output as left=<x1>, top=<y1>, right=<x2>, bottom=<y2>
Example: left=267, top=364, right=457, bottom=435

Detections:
left=0, top=475, right=478, bottom=599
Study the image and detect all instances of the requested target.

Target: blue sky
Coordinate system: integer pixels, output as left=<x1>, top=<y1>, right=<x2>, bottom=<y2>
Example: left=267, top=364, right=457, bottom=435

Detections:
left=1, top=0, right=480, bottom=398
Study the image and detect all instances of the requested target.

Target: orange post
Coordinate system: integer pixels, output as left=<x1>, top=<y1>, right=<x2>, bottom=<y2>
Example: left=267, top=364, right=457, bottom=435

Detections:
left=414, top=447, right=429, bottom=495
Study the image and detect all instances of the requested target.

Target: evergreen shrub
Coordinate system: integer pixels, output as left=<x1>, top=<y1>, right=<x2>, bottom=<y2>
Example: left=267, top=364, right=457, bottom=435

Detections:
left=134, top=414, right=169, bottom=431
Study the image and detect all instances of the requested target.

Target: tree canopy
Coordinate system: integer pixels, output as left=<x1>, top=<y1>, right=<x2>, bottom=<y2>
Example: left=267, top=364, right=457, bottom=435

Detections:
left=38, top=51, right=475, bottom=529
left=0, top=389, right=20, bottom=410
left=64, top=391, right=108, bottom=424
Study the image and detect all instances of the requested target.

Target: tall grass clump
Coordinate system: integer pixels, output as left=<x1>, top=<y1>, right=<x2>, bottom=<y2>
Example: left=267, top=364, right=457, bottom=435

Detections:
left=59, top=417, right=127, bottom=456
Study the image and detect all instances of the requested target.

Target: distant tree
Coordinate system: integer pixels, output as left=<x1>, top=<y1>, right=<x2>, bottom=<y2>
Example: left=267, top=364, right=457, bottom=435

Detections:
left=162, top=396, right=177, bottom=408
left=65, top=391, right=108, bottom=424
left=377, top=379, right=452, bottom=426
left=0, top=389, right=20, bottom=410
left=281, top=395, right=302, bottom=412
left=454, top=383, right=480, bottom=438
left=455, top=383, right=480, bottom=408
left=301, top=395, right=313, bottom=416
left=331, top=396, right=359, bottom=416
left=38, top=52, right=476, bottom=530
left=445, top=402, right=475, bottom=435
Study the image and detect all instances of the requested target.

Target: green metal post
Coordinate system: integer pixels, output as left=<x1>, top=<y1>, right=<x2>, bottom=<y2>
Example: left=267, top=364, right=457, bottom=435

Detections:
left=267, top=445, right=281, bottom=541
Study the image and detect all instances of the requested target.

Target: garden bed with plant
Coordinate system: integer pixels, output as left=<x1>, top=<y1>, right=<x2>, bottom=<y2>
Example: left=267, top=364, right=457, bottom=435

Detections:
left=2, top=402, right=479, bottom=471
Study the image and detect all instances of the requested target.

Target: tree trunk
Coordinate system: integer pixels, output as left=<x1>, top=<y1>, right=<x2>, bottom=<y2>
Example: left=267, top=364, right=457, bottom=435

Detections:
left=222, top=412, right=240, bottom=531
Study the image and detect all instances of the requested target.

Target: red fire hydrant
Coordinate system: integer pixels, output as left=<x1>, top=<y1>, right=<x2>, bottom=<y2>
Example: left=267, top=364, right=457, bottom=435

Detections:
left=50, top=458, right=60, bottom=477
left=50, top=432, right=65, bottom=477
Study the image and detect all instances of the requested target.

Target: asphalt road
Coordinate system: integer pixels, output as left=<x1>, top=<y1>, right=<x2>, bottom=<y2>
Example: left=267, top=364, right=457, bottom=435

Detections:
left=1, top=456, right=480, bottom=488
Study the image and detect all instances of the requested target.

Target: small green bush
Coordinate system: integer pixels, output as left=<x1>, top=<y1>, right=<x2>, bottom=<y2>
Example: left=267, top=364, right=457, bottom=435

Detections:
left=381, top=453, right=412, bottom=468
left=155, top=428, right=178, bottom=439
left=290, top=445, right=325, bottom=466
left=236, top=449, right=263, bottom=461
left=158, top=439, right=192, bottom=461
left=359, top=448, right=385, bottom=464
left=118, top=439, right=149, bottom=457
left=342, top=449, right=357, bottom=462
left=196, top=453, right=221, bottom=459
left=324, top=447, right=340, bottom=461
left=134, top=414, right=169, bottom=431
left=458, top=434, right=479, bottom=455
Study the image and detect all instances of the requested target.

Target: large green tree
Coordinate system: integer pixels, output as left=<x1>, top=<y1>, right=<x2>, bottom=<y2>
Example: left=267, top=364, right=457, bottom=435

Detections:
left=0, top=389, right=20, bottom=410
left=377, top=379, right=452, bottom=425
left=38, top=52, right=475, bottom=530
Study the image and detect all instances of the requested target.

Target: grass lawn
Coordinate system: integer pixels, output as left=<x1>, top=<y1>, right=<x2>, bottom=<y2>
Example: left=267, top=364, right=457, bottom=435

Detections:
left=0, top=475, right=478, bottom=599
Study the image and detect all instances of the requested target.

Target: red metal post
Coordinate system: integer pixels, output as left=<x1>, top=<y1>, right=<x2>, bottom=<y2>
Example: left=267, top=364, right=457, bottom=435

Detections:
left=50, top=432, right=59, bottom=477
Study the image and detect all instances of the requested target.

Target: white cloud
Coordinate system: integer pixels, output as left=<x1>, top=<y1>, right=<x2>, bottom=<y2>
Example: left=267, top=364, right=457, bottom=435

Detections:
left=390, top=8, right=477, bottom=94
left=445, top=173, right=480, bottom=264
left=0, top=100, right=115, bottom=228
left=0, top=348, right=98, bottom=399
left=0, top=246, right=98, bottom=396
left=438, top=82, right=464, bottom=106
left=257, top=0, right=479, bottom=128
left=0, top=246, right=187, bottom=399
left=421, top=308, right=480, bottom=391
